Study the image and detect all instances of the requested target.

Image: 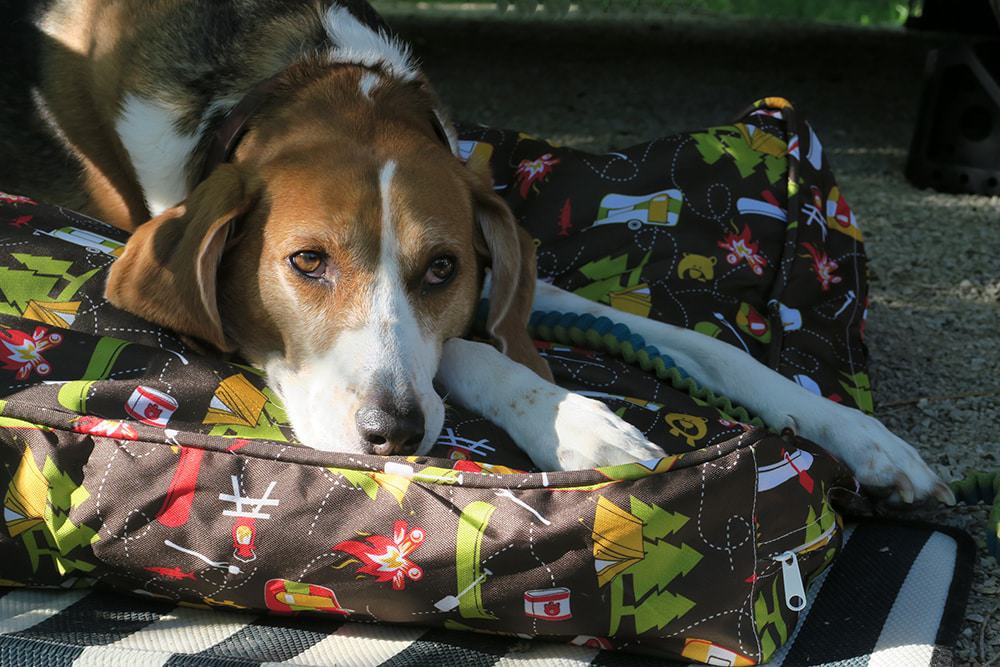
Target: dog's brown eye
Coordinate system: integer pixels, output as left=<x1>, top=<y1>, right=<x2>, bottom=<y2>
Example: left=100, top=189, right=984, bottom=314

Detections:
left=425, top=255, right=456, bottom=286
left=289, top=251, right=326, bottom=279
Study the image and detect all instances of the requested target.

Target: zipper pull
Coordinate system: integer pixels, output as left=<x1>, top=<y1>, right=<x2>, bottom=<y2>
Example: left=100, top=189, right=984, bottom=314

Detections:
left=775, top=551, right=807, bottom=611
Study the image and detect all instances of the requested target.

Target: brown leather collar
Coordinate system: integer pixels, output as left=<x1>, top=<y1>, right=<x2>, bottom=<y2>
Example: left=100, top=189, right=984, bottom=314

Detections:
left=198, top=64, right=454, bottom=185
left=198, top=71, right=291, bottom=185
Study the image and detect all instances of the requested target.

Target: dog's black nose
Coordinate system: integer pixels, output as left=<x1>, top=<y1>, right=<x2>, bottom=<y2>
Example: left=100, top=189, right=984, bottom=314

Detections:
left=355, top=403, right=425, bottom=456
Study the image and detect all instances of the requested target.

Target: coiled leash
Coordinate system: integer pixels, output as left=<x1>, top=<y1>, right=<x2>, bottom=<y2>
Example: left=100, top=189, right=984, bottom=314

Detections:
left=483, top=302, right=1000, bottom=557
left=951, top=470, right=1000, bottom=560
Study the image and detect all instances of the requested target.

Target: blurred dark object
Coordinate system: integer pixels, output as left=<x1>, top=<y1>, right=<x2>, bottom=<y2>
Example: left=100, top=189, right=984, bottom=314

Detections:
left=906, top=0, right=1000, bottom=34
left=906, top=41, right=1000, bottom=195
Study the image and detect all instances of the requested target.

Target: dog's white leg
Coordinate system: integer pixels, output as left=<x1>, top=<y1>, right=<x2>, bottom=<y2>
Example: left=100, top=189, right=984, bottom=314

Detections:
left=532, top=281, right=954, bottom=504
left=437, top=339, right=665, bottom=471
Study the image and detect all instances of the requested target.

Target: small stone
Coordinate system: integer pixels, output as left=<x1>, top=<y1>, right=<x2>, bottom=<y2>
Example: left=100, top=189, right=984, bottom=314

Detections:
left=967, top=612, right=985, bottom=623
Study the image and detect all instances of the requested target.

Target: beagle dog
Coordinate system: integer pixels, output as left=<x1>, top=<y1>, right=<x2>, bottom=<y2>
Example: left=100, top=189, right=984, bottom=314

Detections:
left=21, top=0, right=952, bottom=504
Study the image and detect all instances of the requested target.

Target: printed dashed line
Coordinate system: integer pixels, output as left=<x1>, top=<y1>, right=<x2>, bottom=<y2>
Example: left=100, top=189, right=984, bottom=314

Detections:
left=527, top=524, right=556, bottom=588
left=739, top=602, right=760, bottom=657
left=724, top=516, right=736, bottom=571
left=526, top=523, right=557, bottom=636
left=780, top=347, right=821, bottom=375
left=799, top=329, right=852, bottom=367
left=157, top=355, right=174, bottom=393
left=715, top=263, right=749, bottom=284
left=669, top=285, right=737, bottom=305
left=93, top=442, right=120, bottom=529
left=296, top=551, right=340, bottom=581
left=345, top=456, right=379, bottom=472
left=695, top=432, right=752, bottom=557
left=705, top=428, right=749, bottom=447
left=108, top=367, right=147, bottom=379
left=664, top=606, right=742, bottom=638
left=668, top=140, right=737, bottom=223
left=102, top=326, right=165, bottom=336
left=707, top=454, right=742, bottom=472
left=536, top=245, right=584, bottom=279
left=482, top=542, right=517, bottom=565
left=3, top=381, right=48, bottom=392
left=194, top=563, right=259, bottom=597
left=94, top=444, right=159, bottom=558
left=662, top=289, right=690, bottom=327
left=668, top=138, right=692, bottom=193
left=74, top=292, right=103, bottom=320
left=756, top=560, right=782, bottom=580
left=143, top=579, right=190, bottom=600
left=548, top=356, right=621, bottom=388
left=528, top=521, right=556, bottom=635
left=307, top=479, right=339, bottom=537
left=704, top=182, right=735, bottom=221
left=117, top=442, right=161, bottom=461
left=237, top=459, right=247, bottom=497
left=579, top=141, right=660, bottom=183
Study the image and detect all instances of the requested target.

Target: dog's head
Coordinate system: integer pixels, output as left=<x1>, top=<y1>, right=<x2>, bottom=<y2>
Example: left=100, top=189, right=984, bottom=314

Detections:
left=105, top=66, right=550, bottom=456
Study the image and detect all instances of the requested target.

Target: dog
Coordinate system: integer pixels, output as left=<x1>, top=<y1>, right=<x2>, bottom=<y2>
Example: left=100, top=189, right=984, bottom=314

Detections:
left=8, top=0, right=952, bottom=504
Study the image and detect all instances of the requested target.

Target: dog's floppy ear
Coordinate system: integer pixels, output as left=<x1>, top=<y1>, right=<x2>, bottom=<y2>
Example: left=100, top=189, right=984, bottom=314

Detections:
left=469, top=173, right=553, bottom=382
left=105, top=164, right=255, bottom=352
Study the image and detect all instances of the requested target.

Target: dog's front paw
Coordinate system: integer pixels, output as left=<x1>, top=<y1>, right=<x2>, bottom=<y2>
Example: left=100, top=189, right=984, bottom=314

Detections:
left=804, top=406, right=954, bottom=506
left=545, top=394, right=666, bottom=471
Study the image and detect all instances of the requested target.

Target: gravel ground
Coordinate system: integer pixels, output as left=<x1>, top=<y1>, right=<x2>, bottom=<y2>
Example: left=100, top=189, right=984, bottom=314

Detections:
left=383, top=10, right=1000, bottom=664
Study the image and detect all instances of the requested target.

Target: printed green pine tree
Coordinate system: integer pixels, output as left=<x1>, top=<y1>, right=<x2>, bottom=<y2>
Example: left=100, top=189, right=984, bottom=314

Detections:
left=692, top=126, right=786, bottom=185
left=20, top=455, right=100, bottom=576
left=574, top=251, right=651, bottom=304
left=608, top=497, right=703, bottom=635
left=754, top=578, right=789, bottom=662
left=0, top=253, right=100, bottom=315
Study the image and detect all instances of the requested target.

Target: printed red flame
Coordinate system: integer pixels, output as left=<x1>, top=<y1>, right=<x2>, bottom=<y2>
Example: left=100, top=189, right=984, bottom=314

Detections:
left=332, top=520, right=425, bottom=590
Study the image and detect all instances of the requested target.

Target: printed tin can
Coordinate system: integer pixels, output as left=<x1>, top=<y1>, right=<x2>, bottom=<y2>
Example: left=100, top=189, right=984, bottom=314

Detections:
left=125, top=386, right=178, bottom=427
left=523, top=587, right=571, bottom=620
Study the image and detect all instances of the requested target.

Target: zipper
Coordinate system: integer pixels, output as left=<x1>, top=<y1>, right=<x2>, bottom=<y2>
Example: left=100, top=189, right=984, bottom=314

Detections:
left=773, top=551, right=807, bottom=611
left=770, top=522, right=837, bottom=612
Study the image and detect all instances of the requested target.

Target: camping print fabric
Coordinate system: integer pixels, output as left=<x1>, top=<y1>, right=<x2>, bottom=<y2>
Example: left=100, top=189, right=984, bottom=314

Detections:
left=461, top=96, right=873, bottom=413
left=0, top=100, right=864, bottom=664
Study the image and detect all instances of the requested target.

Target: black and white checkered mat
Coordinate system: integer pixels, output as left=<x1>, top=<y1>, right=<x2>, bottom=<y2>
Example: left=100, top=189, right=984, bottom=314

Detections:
left=0, top=520, right=973, bottom=667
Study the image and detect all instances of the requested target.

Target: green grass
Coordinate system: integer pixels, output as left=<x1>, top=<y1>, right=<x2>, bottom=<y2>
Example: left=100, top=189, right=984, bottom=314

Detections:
left=374, top=0, right=913, bottom=27
left=692, top=0, right=910, bottom=25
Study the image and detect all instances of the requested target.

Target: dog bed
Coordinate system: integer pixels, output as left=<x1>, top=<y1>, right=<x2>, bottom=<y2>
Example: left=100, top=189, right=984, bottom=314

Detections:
left=0, top=99, right=871, bottom=663
left=0, top=520, right=975, bottom=667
